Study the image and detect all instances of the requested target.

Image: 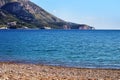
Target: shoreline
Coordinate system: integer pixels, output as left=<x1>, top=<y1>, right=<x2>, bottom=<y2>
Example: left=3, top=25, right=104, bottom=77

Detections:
left=0, top=62, right=120, bottom=80
left=1, top=61, right=120, bottom=70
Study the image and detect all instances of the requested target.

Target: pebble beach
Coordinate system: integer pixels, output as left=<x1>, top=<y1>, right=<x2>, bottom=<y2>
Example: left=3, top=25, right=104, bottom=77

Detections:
left=0, top=62, right=120, bottom=80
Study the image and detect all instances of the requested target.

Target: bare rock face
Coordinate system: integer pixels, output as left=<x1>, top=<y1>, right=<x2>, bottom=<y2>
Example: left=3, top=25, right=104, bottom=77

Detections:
left=0, top=0, right=8, bottom=8
left=0, top=0, right=18, bottom=7
left=1, top=2, right=35, bottom=22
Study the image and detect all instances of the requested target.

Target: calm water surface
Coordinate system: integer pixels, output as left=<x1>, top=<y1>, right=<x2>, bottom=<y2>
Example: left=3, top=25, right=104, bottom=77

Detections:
left=0, top=30, right=120, bottom=69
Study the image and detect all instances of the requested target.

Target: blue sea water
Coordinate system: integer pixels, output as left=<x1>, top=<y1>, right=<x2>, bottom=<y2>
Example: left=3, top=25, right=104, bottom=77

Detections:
left=0, top=29, right=120, bottom=69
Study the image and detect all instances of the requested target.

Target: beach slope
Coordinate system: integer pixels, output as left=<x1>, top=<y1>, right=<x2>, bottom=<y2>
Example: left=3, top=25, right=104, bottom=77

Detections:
left=0, top=62, right=120, bottom=80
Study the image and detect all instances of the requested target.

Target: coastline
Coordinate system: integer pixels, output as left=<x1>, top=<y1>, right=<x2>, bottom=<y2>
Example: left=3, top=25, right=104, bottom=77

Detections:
left=0, top=62, right=120, bottom=80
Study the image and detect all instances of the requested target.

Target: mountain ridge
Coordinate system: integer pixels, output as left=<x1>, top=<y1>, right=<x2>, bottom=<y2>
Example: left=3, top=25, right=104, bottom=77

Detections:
left=0, top=0, right=95, bottom=29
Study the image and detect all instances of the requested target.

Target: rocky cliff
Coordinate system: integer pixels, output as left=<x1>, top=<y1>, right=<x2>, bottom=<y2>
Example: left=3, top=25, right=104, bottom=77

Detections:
left=0, top=0, right=94, bottom=29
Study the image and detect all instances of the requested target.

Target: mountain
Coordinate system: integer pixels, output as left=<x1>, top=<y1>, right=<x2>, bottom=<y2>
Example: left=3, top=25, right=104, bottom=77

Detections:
left=0, top=0, right=95, bottom=29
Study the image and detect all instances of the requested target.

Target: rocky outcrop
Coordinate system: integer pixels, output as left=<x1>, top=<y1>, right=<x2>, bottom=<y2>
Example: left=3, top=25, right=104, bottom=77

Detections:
left=1, top=2, right=35, bottom=22
left=0, top=0, right=18, bottom=8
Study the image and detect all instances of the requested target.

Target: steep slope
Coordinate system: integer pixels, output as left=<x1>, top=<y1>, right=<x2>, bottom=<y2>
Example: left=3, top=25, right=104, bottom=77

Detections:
left=0, top=9, right=37, bottom=29
left=0, top=0, right=94, bottom=29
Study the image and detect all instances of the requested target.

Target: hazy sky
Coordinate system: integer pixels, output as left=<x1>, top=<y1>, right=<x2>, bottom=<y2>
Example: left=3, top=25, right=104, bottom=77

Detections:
left=31, top=0, right=120, bottom=29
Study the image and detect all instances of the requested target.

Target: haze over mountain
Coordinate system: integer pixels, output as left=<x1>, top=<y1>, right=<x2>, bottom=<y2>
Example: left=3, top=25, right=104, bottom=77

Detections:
left=0, top=0, right=94, bottom=29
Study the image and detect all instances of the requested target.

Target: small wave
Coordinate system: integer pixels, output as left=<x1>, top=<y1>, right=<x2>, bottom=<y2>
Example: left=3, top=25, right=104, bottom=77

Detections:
left=32, top=49, right=58, bottom=52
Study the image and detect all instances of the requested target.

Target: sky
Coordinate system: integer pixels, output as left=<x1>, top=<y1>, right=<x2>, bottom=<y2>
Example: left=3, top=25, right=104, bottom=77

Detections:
left=30, top=0, right=120, bottom=29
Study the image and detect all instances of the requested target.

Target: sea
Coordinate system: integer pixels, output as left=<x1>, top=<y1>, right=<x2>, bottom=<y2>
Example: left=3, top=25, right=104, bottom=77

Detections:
left=0, top=29, right=120, bottom=69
